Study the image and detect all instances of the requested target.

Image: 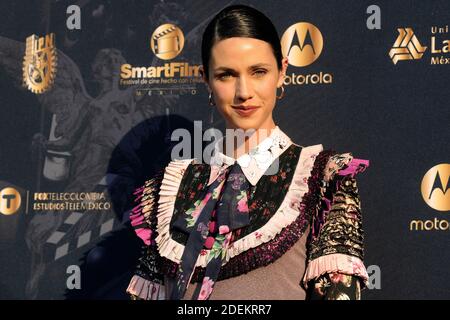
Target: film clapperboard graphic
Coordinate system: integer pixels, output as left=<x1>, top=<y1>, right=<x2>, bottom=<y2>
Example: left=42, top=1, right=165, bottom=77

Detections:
left=153, top=25, right=180, bottom=55
left=45, top=174, right=121, bottom=261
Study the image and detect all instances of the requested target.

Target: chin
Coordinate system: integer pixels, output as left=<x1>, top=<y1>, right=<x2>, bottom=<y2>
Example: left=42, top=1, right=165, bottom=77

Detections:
left=228, top=118, right=263, bottom=131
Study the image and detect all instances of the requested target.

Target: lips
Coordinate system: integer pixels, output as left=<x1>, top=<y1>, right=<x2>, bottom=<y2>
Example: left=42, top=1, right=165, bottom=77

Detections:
left=231, top=105, right=260, bottom=117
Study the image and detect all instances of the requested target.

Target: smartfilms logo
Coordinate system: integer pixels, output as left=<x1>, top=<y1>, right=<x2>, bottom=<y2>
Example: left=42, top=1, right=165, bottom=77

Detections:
left=120, top=23, right=202, bottom=92
left=410, top=164, right=449, bottom=231
left=389, top=24, right=450, bottom=65
left=280, top=22, right=332, bottom=85
left=150, top=23, right=185, bottom=60
left=0, top=187, right=22, bottom=215
left=22, top=33, right=57, bottom=94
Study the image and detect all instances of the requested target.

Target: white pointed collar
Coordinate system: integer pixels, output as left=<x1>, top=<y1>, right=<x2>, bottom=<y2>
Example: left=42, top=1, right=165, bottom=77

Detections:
left=208, top=126, right=292, bottom=186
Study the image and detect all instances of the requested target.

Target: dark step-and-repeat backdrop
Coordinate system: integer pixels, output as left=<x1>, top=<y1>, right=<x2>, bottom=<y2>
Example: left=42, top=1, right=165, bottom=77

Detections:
left=0, top=0, right=448, bottom=300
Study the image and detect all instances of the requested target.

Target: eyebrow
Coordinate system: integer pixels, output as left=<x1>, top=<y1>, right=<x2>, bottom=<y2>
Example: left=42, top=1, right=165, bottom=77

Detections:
left=213, top=63, right=272, bottom=73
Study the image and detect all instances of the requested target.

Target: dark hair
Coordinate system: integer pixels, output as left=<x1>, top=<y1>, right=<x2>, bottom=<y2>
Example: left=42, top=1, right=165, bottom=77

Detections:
left=201, top=4, right=283, bottom=78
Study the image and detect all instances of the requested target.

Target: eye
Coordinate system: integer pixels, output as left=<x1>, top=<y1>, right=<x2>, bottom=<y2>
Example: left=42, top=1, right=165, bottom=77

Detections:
left=215, top=72, right=233, bottom=81
left=253, top=69, right=268, bottom=77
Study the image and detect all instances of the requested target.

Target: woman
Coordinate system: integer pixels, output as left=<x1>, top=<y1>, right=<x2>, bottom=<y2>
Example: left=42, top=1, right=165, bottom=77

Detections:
left=126, top=4, right=369, bottom=300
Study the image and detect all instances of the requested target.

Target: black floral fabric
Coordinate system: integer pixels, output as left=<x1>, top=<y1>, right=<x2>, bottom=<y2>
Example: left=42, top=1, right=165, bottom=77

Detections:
left=307, top=272, right=361, bottom=300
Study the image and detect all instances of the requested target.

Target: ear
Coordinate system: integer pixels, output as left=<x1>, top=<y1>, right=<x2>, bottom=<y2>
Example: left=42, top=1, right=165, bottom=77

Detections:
left=199, top=65, right=210, bottom=90
left=277, top=57, right=289, bottom=88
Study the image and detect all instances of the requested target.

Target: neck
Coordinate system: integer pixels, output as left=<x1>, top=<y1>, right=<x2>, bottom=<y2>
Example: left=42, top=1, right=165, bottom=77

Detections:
left=223, top=124, right=277, bottom=159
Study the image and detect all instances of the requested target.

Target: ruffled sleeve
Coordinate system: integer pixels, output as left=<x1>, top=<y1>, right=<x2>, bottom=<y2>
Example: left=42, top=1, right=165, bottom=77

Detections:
left=303, top=152, right=369, bottom=299
left=126, top=172, right=166, bottom=300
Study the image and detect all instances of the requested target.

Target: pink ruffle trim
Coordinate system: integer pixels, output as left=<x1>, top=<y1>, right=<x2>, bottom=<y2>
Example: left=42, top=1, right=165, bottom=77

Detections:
left=126, top=275, right=165, bottom=300
left=303, top=253, right=369, bottom=288
left=129, top=186, right=152, bottom=245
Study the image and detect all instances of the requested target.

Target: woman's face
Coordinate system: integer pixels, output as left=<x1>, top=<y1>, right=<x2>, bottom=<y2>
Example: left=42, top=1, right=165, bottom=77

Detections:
left=202, top=37, right=288, bottom=131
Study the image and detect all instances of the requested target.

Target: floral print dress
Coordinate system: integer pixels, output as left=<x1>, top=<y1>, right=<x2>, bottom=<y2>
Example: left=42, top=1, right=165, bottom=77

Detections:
left=126, top=126, right=369, bottom=300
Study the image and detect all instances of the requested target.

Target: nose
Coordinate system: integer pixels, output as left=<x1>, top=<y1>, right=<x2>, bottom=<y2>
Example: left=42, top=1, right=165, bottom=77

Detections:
left=235, top=76, right=254, bottom=102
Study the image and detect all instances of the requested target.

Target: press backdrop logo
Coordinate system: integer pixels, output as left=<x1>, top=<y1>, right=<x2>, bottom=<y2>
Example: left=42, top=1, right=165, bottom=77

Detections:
left=410, top=164, right=449, bottom=231
left=120, top=23, right=202, bottom=95
left=150, top=23, right=184, bottom=60
left=0, top=187, right=111, bottom=215
left=22, top=33, right=57, bottom=94
left=280, top=22, right=332, bottom=85
left=389, top=25, right=449, bottom=65
left=421, top=164, right=450, bottom=211
left=389, top=28, right=427, bottom=64
left=281, top=22, right=323, bottom=67
left=0, top=187, right=22, bottom=215
left=430, top=24, right=450, bottom=65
